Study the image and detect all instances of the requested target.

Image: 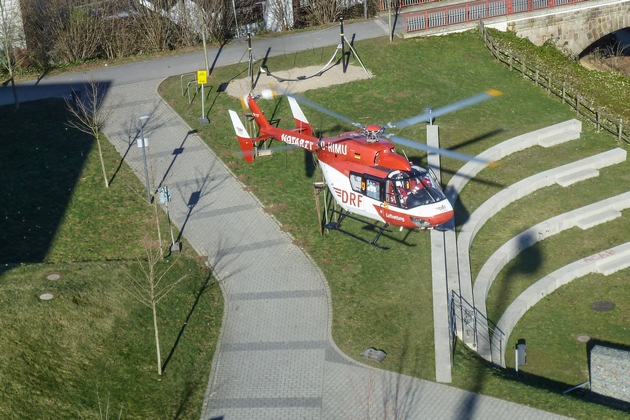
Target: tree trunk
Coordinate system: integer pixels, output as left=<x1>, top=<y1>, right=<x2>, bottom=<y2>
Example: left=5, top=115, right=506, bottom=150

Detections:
left=152, top=300, right=162, bottom=375
left=95, top=135, right=109, bottom=188
left=10, top=77, right=20, bottom=111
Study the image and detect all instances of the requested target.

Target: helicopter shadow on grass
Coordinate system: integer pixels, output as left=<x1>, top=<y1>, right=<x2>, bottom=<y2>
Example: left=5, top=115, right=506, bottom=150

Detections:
left=321, top=192, right=418, bottom=249
left=487, top=230, right=543, bottom=342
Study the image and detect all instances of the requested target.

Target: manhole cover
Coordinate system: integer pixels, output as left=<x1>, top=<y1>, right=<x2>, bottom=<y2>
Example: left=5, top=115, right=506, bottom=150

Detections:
left=44, top=273, right=61, bottom=281
left=576, top=334, right=591, bottom=343
left=591, top=301, right=615, bottom=312
left=38, top=292, right=56, bottom=301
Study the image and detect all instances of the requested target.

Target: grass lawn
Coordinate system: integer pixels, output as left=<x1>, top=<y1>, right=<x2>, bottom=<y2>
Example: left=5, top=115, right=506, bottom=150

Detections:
left=0, top=99, right=223, bottom=417
left=158, top=29, right=629, bottom=418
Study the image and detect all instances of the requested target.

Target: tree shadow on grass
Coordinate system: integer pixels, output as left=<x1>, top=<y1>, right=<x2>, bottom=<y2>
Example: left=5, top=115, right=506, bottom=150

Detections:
left=162, top=273, right=217, bottom=374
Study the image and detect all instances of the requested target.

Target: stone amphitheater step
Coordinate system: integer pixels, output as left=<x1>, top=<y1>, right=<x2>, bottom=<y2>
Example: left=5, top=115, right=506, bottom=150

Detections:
left=555, top=167, right=600, bottom=187
left=576, top=208, right=622, bottom=229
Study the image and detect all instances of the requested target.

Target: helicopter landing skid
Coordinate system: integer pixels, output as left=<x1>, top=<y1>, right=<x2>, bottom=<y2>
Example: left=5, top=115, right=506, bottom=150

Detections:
left=325, top=209, right=391, bottom=249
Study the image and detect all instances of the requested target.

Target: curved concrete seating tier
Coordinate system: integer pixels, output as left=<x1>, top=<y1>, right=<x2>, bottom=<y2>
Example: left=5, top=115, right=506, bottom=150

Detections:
left=492, top=242, right=630, bottom=366
left=429, top=121, right=582, bottom=380
left=473, top=192, right=630, bottom=361
left=441, top=120, right=583, bottom=351
left=445, top=119, right=582, bottom=204
left=457, top=148, right=627, bottom=311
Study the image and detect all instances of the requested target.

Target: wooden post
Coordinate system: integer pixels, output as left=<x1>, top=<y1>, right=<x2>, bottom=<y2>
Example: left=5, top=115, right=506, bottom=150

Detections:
left=313, top=182, right=325, bottom=235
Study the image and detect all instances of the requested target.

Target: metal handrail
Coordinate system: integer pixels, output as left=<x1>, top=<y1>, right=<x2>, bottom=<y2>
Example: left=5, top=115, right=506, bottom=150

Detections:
left=180, top=72, right=197, bottom=97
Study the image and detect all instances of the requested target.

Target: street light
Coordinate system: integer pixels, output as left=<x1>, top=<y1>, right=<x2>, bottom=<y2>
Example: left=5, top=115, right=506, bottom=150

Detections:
left=138, top=114, right=151, bottom=203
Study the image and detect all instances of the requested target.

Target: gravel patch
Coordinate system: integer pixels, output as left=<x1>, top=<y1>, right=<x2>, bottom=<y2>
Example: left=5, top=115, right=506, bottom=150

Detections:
left=225, top=64, right=372, bottom=98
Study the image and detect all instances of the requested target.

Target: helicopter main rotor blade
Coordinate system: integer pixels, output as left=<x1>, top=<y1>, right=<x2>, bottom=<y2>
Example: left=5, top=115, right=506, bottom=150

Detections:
left=386, top=134, right=499, bottom=166
left=286, top=94, right=363, bottom=129
left=388, top=89, right=502, bottom=129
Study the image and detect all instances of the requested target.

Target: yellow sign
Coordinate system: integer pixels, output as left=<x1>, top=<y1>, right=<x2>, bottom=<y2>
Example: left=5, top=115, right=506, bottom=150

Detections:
left=197, top=70, right=207, bottom=85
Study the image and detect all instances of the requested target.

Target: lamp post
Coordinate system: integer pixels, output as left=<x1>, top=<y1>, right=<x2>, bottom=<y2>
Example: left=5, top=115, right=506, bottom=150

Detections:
left=138, top=115, right=151, bottom=203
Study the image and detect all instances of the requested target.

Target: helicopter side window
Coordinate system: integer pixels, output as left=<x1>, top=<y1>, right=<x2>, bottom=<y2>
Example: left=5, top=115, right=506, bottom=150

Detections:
left=349, top=173, right=362, bottom=193
left=365, top=179, right=381, bottom=200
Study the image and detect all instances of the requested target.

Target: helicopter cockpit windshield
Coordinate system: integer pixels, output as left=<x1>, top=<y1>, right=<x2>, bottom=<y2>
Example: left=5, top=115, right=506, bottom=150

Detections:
left=387, top=166, right=446, bottom=209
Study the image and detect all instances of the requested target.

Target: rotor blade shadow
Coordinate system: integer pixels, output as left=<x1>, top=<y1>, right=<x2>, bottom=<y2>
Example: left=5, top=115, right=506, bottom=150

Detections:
left=427, top=164, right=505, bottom=189
left=305, top=149, right=317, bottom=178
left=447, top=128, right=505, bottom=152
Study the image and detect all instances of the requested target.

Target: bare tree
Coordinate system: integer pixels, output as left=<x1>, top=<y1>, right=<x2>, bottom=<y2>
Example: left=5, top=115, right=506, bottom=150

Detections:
left=0, top=0, right=25, bottom=110
left=94, top=388, right=124, bottom=420
left=306, top=0, right=343, bottom=26
left=135, top=0, right=177, bottom=52
left=46, top=0, right=105, bottom=63
left=122, top=239, right=188, bottom=375
left=65, top=79, right=112, bottom=188
left=199, top=0, right=236, bottom=44
left=266, top=0, right=292, bottom=31
left=101, top=1, right=144, bottom=60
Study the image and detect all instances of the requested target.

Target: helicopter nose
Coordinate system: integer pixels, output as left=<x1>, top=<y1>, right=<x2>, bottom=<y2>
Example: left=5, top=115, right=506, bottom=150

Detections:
left=431, top=209, right=454, bottom=226
left=411, top=209, right=454, bottom=229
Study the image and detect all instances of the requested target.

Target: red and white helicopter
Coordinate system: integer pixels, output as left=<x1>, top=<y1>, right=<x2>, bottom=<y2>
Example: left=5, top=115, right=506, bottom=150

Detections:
left=229, top=88, right=501, bottom=247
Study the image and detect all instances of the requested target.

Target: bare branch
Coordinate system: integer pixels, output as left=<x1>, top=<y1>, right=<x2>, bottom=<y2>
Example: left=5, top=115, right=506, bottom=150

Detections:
left=65, top=78, right=112, bottom=188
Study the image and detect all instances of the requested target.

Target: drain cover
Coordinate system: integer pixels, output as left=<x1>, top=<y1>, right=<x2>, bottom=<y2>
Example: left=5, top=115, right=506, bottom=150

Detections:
left=591, top=301, right=615, bottom=312
left=38, top=292, right=56, bottom=301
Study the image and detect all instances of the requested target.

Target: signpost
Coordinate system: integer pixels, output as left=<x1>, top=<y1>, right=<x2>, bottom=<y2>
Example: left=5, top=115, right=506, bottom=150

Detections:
left=197, top=70, right=209, bottom=125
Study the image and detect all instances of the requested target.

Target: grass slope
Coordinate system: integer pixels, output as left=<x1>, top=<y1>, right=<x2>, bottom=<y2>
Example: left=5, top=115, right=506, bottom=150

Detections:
left=0, top=99, right=223, bottom=418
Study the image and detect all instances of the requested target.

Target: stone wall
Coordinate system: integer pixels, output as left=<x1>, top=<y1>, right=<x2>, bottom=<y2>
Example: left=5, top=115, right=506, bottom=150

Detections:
left=590, top=344, right=630, bottom=408
left=505, top=0, right=630, bottom=56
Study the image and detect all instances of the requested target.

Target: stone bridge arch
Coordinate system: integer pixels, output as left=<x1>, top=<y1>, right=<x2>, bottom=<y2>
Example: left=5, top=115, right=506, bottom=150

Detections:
left=504, top=0, right=630, bottom=56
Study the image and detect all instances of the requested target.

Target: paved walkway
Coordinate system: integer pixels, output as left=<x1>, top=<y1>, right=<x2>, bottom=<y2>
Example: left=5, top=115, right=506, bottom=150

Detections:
left=2, top=20, right=570, bottom=419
